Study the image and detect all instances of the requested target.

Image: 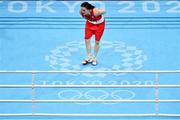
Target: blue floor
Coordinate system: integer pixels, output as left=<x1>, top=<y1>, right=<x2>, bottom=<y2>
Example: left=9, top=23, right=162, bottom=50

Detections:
left=0, top=0, right=180, bottom=120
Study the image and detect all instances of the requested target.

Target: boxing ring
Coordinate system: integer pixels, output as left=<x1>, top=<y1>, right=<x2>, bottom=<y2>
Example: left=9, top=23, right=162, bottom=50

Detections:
left=0, top=0, right=180, bottom=119
left=0, top=70, right=180, bottom=118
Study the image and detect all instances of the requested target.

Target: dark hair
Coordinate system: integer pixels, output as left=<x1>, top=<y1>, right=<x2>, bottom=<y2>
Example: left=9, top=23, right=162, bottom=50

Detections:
left=81, top=2, right=95, bottom=10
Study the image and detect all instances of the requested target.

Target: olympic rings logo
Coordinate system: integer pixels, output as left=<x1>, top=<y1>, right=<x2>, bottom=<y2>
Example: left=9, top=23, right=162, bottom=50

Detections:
left=58, top=90, right=135, bottom=105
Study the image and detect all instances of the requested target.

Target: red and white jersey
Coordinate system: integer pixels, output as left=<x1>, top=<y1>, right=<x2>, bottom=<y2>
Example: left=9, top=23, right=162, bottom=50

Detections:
left=81, top=9, right=104, bottom=24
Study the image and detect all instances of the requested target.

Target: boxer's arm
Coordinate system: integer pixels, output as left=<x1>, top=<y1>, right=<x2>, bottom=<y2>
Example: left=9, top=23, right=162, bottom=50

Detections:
left=93, top=8, right=106, bottom=17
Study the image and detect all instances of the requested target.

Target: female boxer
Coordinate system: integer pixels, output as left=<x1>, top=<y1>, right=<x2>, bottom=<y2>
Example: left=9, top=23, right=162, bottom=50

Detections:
left=80, top=2, right=106, bottom=66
